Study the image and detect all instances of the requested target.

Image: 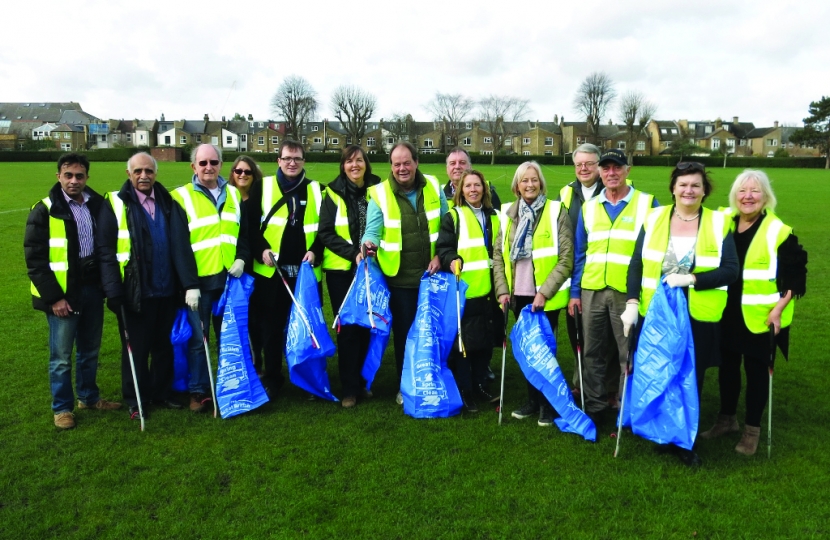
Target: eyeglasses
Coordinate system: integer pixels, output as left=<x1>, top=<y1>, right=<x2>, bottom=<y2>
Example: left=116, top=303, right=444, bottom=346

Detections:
left=197, top=159, right=220, bottom=167
left=279, top=157, right=304, bottom=164
left=574, top=161, right=598, bottom=169
left=132, top=168, right=155, bottom=175
left=676, top=161, right=705, bottom=172
left=232, top=168, right=253, bottom=176
left=61, top=172, right=87, bottom=180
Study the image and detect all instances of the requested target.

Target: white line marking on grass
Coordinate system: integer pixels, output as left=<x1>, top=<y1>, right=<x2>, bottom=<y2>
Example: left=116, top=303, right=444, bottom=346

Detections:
left=0, top=208, right=28, bottom=215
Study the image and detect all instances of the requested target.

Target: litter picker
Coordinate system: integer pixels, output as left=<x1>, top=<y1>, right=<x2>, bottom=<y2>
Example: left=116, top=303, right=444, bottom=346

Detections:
left=200, top=318, right=219, bottom=418
left=498, top=300, right=509, bottom=425
left=453, top=262, right=466, bottom=357
left=768, top=323, right=775, bottom=459
left=120, top=306, right=145, bottom=431
left=573, top=308, right=586, bottom=411
left=614, top=329, right=637, bottom=458
left=269, top=252, right=319, bottom=349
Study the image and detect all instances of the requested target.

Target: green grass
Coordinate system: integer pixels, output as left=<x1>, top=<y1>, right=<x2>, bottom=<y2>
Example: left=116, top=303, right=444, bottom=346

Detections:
left=1, top=161, right=828, bottom=539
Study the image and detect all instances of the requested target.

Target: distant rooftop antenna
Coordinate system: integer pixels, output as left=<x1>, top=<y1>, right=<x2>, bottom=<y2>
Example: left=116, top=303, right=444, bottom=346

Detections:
left=216, top=81, right=236, bottom=120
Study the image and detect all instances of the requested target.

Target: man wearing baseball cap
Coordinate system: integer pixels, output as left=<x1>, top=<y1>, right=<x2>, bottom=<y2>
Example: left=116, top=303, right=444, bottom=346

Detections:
left=567, top=148, right=659, bottom=423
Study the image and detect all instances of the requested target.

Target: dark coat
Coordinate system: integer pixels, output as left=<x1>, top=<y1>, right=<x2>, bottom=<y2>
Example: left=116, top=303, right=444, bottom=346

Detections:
left=318, top=172, right=382, bottom=270
left=24, top=182, right=105, bottom=313
left=97, top=180, right=200, bottom=312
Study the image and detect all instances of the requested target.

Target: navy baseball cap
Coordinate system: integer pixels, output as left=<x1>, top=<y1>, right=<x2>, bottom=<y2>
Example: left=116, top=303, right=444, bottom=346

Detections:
left=598, top=148, right=627, bottom=166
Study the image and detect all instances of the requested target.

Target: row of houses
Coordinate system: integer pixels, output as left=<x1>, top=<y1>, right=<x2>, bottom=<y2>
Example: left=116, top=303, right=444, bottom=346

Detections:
left=0, top=102, right=820, bottom=159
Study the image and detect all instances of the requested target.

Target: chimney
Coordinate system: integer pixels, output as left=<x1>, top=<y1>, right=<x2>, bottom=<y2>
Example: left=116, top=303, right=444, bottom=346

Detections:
left=715, top=118, right=722, bottom=129
left=774, top=120, right=779, bottom=128
left=221, top=116, right=225, bottom=122
left=204, top=113, right=209, bottom=122
left=160, top=113, right=165, bottom=121
left=733, top=116, right=739, bottom=124
left=248, top=114, right=253, bottom=121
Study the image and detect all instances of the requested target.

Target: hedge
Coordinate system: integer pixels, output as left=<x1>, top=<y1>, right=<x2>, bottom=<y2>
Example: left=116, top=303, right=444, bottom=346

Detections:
left=0, top=148, right=141, bottom=162
left=632, top=155, right=827, bottom=168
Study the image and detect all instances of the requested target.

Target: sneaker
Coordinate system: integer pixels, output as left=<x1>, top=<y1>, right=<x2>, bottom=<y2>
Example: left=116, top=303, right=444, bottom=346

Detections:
left=152, top=399, right=183, bottom=410
left=476, top=384, right=500, bottom=404
left=128, top=406, right=148, bottom=420
left=54, top=411, right=75, bottom=430
left=190, top=393, right=212, bottom=413
left=460, top=390, right=479, bottom=413
left=341, top=396, right=357, bottom=409
left=396, top=392, right=403, bottom=405
left=538, top=404, right=554, bottom=427
left=511, top=401, right=539, bottom=420
left=78, top=399, right=122, bottom=411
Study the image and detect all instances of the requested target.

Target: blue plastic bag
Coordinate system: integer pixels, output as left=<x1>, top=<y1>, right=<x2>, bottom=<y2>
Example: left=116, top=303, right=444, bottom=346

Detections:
left=510, top=305, right=596, bottom=441
left=334, top=258, right=392, bottom=390
left=170, top=308, right=191, bottom=393
left=400, top=272, right=465, bottom=418
left=285, top=261, right=338, bottom=401
left=213, top=273, right=269, bottom=418
left=622, top=280, right=699, bottom=450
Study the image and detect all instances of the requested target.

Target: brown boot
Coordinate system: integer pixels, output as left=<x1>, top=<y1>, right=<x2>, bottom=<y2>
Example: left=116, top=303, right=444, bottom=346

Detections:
left=699, top=414, right=739, bottom=439
left=735, top=425, right=761, bottom=455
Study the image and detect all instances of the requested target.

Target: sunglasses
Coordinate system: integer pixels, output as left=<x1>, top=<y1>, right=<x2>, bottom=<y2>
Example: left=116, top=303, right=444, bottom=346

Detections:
left=232, top=168, right=253, bottom=176
left=676, top=161, right=705, bottom=172
left=197, top=159, right=220, bottom=167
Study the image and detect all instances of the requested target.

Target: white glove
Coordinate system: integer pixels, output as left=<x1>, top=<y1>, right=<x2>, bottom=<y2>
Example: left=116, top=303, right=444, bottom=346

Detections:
left=664, top=273, right=695, bottom=288
left=229, top=259, right=245, bottom=278
left=185, top=289, right=201, bottom=312
left=621, top=302, right=639, bottom=337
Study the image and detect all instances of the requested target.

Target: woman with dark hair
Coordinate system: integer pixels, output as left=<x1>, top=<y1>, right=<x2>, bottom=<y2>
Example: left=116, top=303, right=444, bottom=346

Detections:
left=699, top=169, right=806, bottom=456
left=625, top=162, right=739, bottom=467
left=318, top=145, right=382, bottom=408
left=436, top=170, right=501, bottom=413
left=228, top=155, right=265, bottom=373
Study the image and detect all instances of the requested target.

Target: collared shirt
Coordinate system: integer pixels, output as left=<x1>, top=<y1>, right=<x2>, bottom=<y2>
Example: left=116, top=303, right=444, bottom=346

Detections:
left=136, top=187, right=156, bottom=220
left=62, top=189, right=94, bottom=257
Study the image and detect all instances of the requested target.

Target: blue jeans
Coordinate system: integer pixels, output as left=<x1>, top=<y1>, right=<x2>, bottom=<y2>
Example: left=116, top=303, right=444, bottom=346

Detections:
left=47, top=285, right=104, bottom=413
left=186, top=288, right=221, bottom=394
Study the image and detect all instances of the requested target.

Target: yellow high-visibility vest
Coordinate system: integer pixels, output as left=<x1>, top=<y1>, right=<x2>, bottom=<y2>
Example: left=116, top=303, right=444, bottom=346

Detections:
left=105, top=192, right=131, bottom=280
left=30, top=198, right=68, bottom=297
left=322, top=189, right=358, bottom=271
left=450, top=206, right=500, bottom=299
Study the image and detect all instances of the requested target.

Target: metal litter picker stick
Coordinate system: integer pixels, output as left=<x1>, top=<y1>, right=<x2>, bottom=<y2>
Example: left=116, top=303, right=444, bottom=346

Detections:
left=453, top=263, right=466, bottom=357
left=574, top=308, right=586, bottom=411
left=200, top=319, right=219, bottom=418
left=614, top=330, right=636, bottom=458
left=120, top=306, right=145, bottom=431
left=498, top=301, right=508, bottom=425
left=768, top=324, right=775, bottom=459
left=269, top=253, right=319, bottom=349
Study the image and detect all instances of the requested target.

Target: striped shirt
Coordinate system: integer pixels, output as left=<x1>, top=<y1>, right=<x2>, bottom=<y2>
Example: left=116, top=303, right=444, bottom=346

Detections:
left=62, top=190, right=94, bottom=257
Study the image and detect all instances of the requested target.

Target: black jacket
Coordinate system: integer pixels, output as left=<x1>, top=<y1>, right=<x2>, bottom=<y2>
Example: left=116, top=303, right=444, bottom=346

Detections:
left=24, top=182, right=105, bottom=313
left=97, top=180, right=200, bottom=312
left=318, top=172, right=382, bottom=270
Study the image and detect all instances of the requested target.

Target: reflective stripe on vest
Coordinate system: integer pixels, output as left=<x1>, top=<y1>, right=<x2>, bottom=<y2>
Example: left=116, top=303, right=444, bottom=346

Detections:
left=253, top=176, right=323, bottom=280
left=639, top=206, right=728, bottom=322
left=502, top=200, right=569, bottom=311
left=322, top=189, right=357, bottom=271
left=739, top=212, right=794, bottom=333
left=451, top=206, right=500, bottom=299
left=369, top=174, right=442, bottom=277
left=30, top=198, right=68, bottom=297
left=559, top=185, right=574, bottom=210
left=106, top=192, right=131, bottom=280
left=172, top=183, right=241, bottom=277
left=581, top=190, right=653, bottom=293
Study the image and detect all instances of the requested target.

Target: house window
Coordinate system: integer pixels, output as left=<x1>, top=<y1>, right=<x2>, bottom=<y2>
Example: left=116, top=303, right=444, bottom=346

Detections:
left=482, top=150, right=493, bottom=155
left=462, top=137, right=471, bottom=146
left=727, top=139, right=735, bottom=148
left=617, top=141, right=626, bottom=149
left=670, top=129, right=678, bottom=135
left=466, top=122, right=472, bottom=129
left=140, top=134, right=145, bottom=141
left=240, top=134, right=246, bottom=142
left=688, top=123, right=696, bottom=130
left=258, top=136, right=264, bottom=145
left=64, top=133, right=70, bottom=139
left=523, top=151, right=530, bottom=156
left=211, top=137, right=218, bottom=145
left=126, top=133, right=132, bottom=142
left=271, top=136, right=279, bottom=144
left=767, top=139, right=778, bottom=146
left=446, top=137, right=452, bottom=145
left=636, top=141, right=646, bottom=151
left=544, top=137, right=553, bottom=146
left=504, top=138, right=512, bottom=146
left=346, top=137, right=352, bottom=144
left=196, top=135, right=202, bottom=143
left=226, top=136, right=233, bottom=145
left=523, top=137, right=531, bottom=145
left=331, top=138, right=339, bottom=145
left=61, top=143, right=71, bottom=151
left=662, top=141, right=671, bottom=148
left=164, top=135, right=171, bottom=145
left=704, top=125, right=713, bottom=134
left=660, top=128, right=667, bottom=135
left=387, top=137, right=394, bottom=144
left=422, top=148, right=436, bottom=154
left=576, top=137, right=584, bottom=144
left=100, top=135, right=107, bottom=143
left=313, top=137, right=322, bottom=144
left=544, top=151, right=553, bottom=156
left=367, top=137, right=375, bottom=146
left=483, top=137, right=493, bottom=144
left=712, top=139, right=721, bottom=150
left=180, top=136, right=187, bottom=144
left=739, top=139, right=746, bottom=146
left=312, top=126, right=319, bottom=132
left=424, top=138, right=433, bottom=148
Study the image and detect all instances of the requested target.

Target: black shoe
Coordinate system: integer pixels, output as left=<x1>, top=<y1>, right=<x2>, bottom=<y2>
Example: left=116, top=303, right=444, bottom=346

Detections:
left=152, top=399, right=183, bottom=410
left=128, top=405, right=148, bottom=420
left=476, top=384, right=499, bottom=404
left=460, top=390, right=479, bottom=413
left=485, top=366, right=496, bottom=381
left=511, top=400, right=539, bottom=419
left=538, top=404, right=554, bottom=427
left=677, top=448, right=702, bottom=468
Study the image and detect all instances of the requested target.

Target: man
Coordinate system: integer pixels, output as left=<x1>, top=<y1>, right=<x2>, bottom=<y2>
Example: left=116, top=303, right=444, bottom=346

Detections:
left=568, top=148, right=658, bottom=421
left=171, top=144, right=249, bottom=413
left=97, top=152, right=200, bottom=420
left=25, top=153, right=121, bottom=429
left=443, top=147, right=501, bottom=209
left=362, top=141, right=449, bottom=403
left=248, top=140, right=324, bottom=396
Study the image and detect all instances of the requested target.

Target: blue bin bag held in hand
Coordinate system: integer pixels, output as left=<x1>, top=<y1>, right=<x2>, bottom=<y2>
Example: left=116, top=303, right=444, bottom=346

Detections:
left=334, top=258, right=392, bottom=391
left=170, top=308, right=192, bottom=393
left=510, top=305, right=597, bottom=441
left=212, top=273, right=270, bottom=418
left=401, top=271, right=465, bottom=418
left=285, top=261, right=338, bottom=401
left=625, top=280, right=699, bottom=450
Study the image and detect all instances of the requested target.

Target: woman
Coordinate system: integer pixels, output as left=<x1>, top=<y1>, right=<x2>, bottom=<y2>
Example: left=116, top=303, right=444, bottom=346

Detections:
left=436, top=170, right=501, bottom=413
left=318, top=145, right=382, bottom=408
left=625, top=161, right=739, bottom=467
left=493, top=161, right=573, bottom=426
left=228, top=155, right=265, bottom=373
left=700, top=169, right=806, bottom=456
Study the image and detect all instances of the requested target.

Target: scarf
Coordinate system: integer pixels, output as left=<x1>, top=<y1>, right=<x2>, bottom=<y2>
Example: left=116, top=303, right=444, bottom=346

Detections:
left=510, top=195, right=547, bottom=262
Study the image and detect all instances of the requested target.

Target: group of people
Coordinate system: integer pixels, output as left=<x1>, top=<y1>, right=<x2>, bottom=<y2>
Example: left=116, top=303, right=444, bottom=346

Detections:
left=25, top=142, right=806, bottom=468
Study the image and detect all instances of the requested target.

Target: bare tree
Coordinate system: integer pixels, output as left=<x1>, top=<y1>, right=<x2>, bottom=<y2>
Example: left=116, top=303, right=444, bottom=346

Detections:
left=618, top=91, right=657, bottom=165
left=478, top=95, right=530, bottom=165
left=573, top=72, right=617, bottom=145
left=331, top=85, right=378, bottom=145
left=387, top=113, right=415, bottom=145
left=426, top=93, right=475, bottom=151
left=270, top=75, right=319, bottom=142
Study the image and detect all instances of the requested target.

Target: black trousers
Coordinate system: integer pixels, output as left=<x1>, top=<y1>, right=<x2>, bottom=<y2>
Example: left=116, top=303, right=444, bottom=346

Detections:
left=718, top=347, right=769, bottom=427
left=389, top=286, right=419, bottom=386
left=116, top=296, right=176, bottom=407
left=512, top=296, right=559, bottom=408
left=327, top=270, right=371, bottom=396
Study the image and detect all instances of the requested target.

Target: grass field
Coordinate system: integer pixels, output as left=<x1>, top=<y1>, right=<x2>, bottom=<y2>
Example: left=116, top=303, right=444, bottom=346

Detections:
left=1, top=160, right=828, bottom=539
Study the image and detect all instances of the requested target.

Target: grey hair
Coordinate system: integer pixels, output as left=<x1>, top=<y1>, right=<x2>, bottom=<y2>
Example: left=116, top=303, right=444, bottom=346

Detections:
left=190, top=143, right=223, bottom=165
left=126, top=152, right=158, bottom=172
left=729, top=169, right=777, bottom=213
left=510, top=161, right=547, bottom=197
left=573, top=143, right=601, bottom=161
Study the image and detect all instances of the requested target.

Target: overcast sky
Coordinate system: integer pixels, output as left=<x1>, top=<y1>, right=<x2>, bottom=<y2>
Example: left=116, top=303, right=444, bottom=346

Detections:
left=3, top=0, right=827, bottom=128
